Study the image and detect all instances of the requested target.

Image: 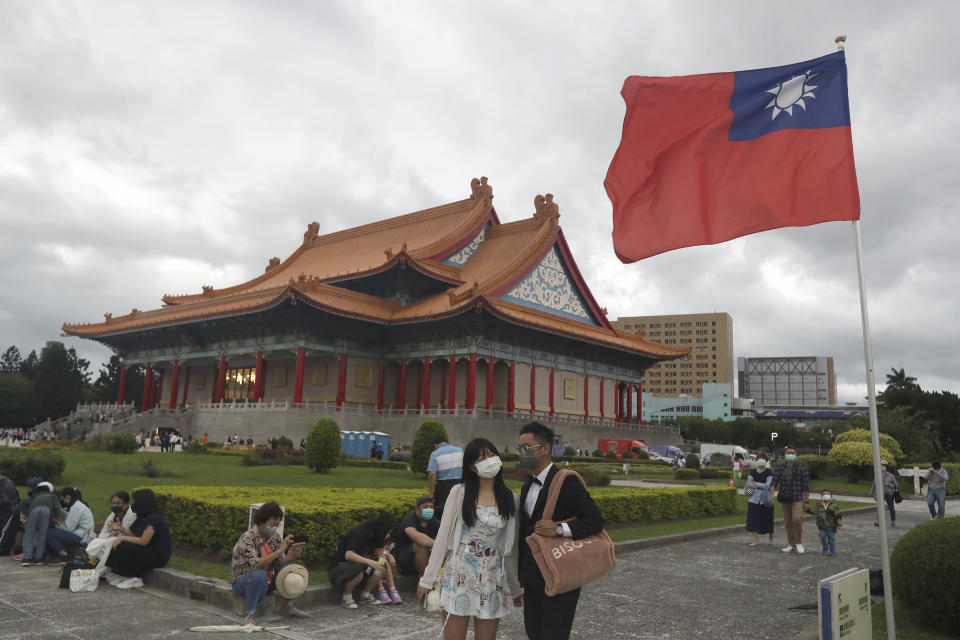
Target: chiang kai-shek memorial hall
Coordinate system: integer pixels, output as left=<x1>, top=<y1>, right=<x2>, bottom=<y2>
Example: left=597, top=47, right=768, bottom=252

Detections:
left=63, top=179, right=686, bottom=445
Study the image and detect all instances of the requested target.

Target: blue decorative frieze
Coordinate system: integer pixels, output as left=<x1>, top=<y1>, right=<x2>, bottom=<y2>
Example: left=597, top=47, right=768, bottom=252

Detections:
left=442, top=226, right=486, bottom=266
left=502, top=246, right=598, bottom=325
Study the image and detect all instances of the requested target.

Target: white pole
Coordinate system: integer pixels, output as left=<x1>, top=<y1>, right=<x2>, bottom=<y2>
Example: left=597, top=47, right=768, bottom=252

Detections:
left=852, top=219, right=896, bottom=639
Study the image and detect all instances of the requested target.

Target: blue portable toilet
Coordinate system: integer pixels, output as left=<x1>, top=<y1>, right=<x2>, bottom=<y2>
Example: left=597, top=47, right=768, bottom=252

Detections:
left=370, top=432, right=391, bottom=457
left=340, top=431, right=359, bottom=457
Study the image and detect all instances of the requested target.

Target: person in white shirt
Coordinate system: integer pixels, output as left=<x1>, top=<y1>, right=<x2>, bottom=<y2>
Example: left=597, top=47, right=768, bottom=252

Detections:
left=97, top=490, right=138, bottom=539
left=46, top=487, right=95, bottom=563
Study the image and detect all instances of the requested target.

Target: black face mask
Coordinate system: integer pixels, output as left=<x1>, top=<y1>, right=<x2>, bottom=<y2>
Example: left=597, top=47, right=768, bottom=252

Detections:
left=111, top=505, right=124, bottom=516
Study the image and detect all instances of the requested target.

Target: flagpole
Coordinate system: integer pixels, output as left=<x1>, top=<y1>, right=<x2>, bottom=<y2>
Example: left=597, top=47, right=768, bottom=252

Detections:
left=851, top=219, right=896, bottom=639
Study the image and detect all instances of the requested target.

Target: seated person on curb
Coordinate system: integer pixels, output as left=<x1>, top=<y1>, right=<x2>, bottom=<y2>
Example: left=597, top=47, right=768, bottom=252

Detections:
left=328, top=512, right=401, bottom=609
left=46, top=487, right=95, bottom=564
left=394, top=496, right=439, bottom=577
left=17, top=479, right=60, bottom=566
left=230, top=500, right=309, bottom=626
left=105, top=488, right=172, bottom=578
left=97, top=491, right=138, bottom=539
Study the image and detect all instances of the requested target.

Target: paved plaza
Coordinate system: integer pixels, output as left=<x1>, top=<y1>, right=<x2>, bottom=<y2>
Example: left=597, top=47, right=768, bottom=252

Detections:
left=0, top=498, right=936, bottom=640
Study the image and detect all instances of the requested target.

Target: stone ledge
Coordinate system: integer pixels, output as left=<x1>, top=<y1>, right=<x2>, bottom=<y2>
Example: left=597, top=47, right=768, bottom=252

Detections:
left=144, top=507, right=878, bottom=614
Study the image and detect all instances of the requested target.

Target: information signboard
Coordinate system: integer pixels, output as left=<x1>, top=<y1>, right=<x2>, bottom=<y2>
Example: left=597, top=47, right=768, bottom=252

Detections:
left=818, top=568, right=871, bottom=640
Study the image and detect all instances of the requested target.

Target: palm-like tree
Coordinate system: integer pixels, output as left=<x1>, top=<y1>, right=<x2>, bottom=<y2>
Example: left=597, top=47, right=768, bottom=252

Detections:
left=885, top=367, right=918, bottom=390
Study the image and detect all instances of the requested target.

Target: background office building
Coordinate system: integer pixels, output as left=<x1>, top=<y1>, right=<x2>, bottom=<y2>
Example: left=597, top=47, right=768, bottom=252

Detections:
left=737, top=356, right=837, bottom=407
left=612, top=312, right=733, bottom=397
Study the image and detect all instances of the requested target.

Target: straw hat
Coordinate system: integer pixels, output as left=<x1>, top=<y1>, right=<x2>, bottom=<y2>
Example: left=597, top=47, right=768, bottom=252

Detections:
left=275, top=564, right=309, bottom=600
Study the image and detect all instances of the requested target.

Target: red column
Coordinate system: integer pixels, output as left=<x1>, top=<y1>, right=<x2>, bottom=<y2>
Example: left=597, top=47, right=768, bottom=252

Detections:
left=336, top=353, right=348, bottom=410
left=439, top=361, right=447, bottom=410
left=447, top=354, right=456, bottom=412
left=600, top=376, right=605, bottom=420
left=466, top=352, right=477, bottom=413
left=486, top=357, right=495, bottom=414
left=377, top=360, right=385, bottom=413
left=507, top=360, right=516, bottom=416
left=117, top=364, right=127, bottom=406
left=529, top=363, right=537, bottom=414
left=397, top=358, right=407, bottom=411
left=216, top=355, right=228, bottom=403
left=254, top=351, right=264, bottom=402
left=181, top=367, right=191, bottom=406
left=636, top=382, right=642, bottom=423
left=627, top=383, right=633, bottom=423
left=168, top=360, right=180, bottom=412
left=293, top=348, right=305, bottom=405
left=210, top=365, right=219, bottom=403
left=415, top=363, right=423, bottom=413
left=584, top=373, right=590, bottom=420
left=141, top=362, right=152, bottom=410
left=549, top=367, right=555, bottom=417
left=423, top=356, right=431, bottom=411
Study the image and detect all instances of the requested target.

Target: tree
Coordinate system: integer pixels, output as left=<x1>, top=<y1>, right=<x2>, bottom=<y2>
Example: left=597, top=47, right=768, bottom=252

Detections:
left=0, top=373, right=41, bottom=427
left=885, top=367, right=918, bottom=390
left=410, top=420, right=448, bottom=475
left=33, top=342, right=91, bottom=419
left=827, top=441, right=897, bottom=482
left=19, top=350, right=39, bottom=380
left=305, top=417, right=341, bottom=472
left=0, top=345, right=22, bottom=372
left=833, top=428, right=905, bottom=463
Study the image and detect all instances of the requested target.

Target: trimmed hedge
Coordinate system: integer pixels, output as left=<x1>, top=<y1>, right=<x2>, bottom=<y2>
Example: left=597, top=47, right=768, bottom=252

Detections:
left=153, top=486, right=422, bottom=565
left=340, top=458, right=409, bottom=470
left=152, top=484, right=737, bottom=565
left=567, top=464, right=611, bottom=487
left=305, top=417, right=341, bottom=472
left=0, top=449, right=66, bottom=484
left=890, top=516, right=960, bottom=632
left=674, top=468, right=700, bottom=480
left=591, top=486, right=737, bottom=522
left=241, top=447, right=306, bottom=466
left=795, top=454, right=831, bottom=479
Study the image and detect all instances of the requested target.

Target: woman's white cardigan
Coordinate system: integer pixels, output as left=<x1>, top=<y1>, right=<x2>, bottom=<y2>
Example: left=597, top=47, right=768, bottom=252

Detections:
left=418, top=483, right=522, bottom=596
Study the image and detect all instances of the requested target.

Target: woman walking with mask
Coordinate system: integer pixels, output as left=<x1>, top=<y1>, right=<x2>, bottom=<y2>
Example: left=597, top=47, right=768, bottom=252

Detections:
left=417, top=438, right=520, bottom=640
left=744, top=453, right=774, bottom=546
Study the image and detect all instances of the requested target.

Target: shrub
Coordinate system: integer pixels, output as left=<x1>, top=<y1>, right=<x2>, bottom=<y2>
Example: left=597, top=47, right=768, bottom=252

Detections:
left=140, top=460, right=162, bottom=478
left=828, top=441, right=897, bottom=482
left=305, top=417, right=341, bottom=472
left=340, top=458, right=408, bottom=470
left=796, top=454, right=829, bottom=479
left=636, top=449, right=650, bottom=460
left=568, top=464, right=611, bottom=487
left=834, top=428, right=905, bottom=463
left=183, top=440, right=210, bottom=455
left=276, top=435, right=295, bottom=449
left=698, top=468, right=723, bottom=479
left=563, top=446, right=576, bottom=456
left=685, top=453, right=700, bottom=469
left=241, top=447, right=305, bottom=467
left=591, top=449, right=603, bottom=458
left=674, top=468, right=700, bottom=480
left=410, top=420, right=448, bottom=475
left=107, top=433, right=139, bottom=454
left=592, top=486, right=737, bottom=522
left=0, top=449, right=66, bottom=484
left=890, top=517, right=960, bottom=632
left=604, top=450, right=617, bottom=460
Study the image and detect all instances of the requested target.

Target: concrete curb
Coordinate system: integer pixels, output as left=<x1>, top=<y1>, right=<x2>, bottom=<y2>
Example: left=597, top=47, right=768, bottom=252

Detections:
left=145, top=506, right=877, bottom=614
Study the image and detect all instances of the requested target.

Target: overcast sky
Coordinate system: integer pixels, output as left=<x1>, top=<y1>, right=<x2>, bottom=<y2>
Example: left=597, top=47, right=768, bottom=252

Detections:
left=2, top=1, right=956, bottom=404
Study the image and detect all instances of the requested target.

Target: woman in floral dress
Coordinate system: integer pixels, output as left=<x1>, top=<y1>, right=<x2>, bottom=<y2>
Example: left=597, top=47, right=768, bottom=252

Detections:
left=418, top=438, right=521, bottom=640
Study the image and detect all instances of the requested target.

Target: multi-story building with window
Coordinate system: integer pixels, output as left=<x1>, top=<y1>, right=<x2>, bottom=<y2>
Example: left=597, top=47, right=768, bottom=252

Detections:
left=737, top=356, right=836, bottom=407
left=611, top=312, right=733, bottom=397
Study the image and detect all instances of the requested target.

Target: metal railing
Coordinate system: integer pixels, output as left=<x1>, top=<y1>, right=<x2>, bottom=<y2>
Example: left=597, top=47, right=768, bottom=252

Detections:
left=194, top=400, right=679, bottom=434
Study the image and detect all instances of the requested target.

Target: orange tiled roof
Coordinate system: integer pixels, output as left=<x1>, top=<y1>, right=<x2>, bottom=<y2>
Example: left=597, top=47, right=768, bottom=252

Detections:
left=62, top=180, right=687, bottom=360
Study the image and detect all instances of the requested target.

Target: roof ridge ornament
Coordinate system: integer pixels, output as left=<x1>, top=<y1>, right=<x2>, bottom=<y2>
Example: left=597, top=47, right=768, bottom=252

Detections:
left=202, top=285, right=214, bottom=296
left=469, top=176, right=493, bottom=200
left=533, top=193, right=560, bottom=225
left=265, top=257, right=281, bottom=273
left=303, top=221, right=320, bottom=246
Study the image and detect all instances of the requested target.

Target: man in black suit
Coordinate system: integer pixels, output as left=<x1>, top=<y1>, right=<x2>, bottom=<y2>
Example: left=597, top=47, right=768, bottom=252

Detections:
left=516, top=422, right=604, bottom=640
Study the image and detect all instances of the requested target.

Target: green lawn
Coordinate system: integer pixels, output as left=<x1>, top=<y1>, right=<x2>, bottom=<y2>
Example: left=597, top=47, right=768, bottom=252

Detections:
left=52, top=449, right=429, bottom=522
left=606, top=495, right=864, bottom=542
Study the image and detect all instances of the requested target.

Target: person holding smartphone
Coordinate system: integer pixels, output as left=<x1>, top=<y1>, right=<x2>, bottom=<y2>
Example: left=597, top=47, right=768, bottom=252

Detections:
left=97, top=491, right=138, bottom=539
left=230, top=500, right=308, bottom=626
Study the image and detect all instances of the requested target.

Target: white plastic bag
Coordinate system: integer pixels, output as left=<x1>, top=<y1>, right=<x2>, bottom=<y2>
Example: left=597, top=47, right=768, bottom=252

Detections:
left=69, top=569, right=99, bottom=593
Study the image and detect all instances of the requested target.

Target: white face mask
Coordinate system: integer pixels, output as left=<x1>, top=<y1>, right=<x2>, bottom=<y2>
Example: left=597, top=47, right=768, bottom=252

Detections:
left=475, top=456, right=503, bottom=479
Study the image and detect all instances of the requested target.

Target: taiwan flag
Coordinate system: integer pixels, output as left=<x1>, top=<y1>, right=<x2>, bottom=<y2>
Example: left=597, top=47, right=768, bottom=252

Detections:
left=605, top=51, right=860, bottom=263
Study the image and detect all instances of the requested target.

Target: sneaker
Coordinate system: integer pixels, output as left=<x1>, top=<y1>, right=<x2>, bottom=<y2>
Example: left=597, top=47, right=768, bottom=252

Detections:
left=796, top=544, right=805, bottom=554
left=48, top=556, right=68, bottom=566
left=782, top=545, right=794, bottom=553
left=20, top=560, right=31, bottom=567
left=389, top=588, right=403, bottom=605
left=358, top=592, right=381, bottom=606
left=829, top=552, right=837, bottom=556
left=821, top=551, right=828, bottom=555
left=11, top=553, right=24, bottom=561
left=377, top=589, right=391, bottom=605
left=890, top=521, right=896, bottom=527
left=341, top=596, right=358, bottom=610
left=748, top=542, right=757, bottom=547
